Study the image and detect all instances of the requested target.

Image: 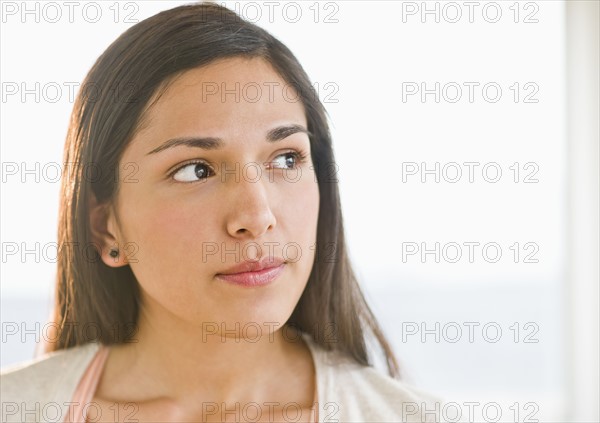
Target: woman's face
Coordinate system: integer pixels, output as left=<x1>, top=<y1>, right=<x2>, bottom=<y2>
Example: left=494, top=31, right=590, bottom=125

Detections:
left=102, top=57, right=320, bottom=336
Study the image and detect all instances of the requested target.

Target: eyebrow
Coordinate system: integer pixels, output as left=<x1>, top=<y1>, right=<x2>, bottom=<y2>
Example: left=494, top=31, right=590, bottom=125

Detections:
left=146, top=124, right=312, bottom=156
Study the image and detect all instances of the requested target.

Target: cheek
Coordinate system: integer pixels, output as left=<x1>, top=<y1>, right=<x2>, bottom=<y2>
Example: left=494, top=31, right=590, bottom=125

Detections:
left=118, top=190, right=219, bottom=292
left=285, top=177, right=320, bottom=270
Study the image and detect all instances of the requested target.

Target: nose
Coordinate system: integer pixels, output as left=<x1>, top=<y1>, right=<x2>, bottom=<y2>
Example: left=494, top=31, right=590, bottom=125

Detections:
left=225, top=172, right=276, bottom=240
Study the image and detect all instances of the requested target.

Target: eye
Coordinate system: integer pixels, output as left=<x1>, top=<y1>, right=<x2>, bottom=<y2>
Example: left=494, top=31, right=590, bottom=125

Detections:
left=270, top=151, right=308, bottom=170
left=169, top=150, right=309, bottom=184
left=170, top=161, right=214, bottom=183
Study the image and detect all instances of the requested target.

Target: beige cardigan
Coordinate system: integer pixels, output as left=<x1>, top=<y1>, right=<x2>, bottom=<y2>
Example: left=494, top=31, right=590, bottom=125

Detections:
left=1, top=332, right=443, bottom=422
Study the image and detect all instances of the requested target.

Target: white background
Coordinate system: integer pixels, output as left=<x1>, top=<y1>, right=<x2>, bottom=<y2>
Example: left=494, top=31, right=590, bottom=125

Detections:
left=1, top=1, right=598, bottom=422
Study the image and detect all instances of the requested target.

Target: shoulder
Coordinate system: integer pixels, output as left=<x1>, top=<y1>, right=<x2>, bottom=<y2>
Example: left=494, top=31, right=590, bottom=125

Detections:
left=1, top=342, right=100, bottom=422
left=301, top=332, right=445, bottom=423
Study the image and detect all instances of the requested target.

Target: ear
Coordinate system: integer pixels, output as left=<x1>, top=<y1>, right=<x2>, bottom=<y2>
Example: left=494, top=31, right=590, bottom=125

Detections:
left=89, top=193, right=129, bottom=267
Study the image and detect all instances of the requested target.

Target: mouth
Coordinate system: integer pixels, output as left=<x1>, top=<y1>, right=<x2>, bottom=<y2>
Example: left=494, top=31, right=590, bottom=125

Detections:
left=215, top=263, right=286, bottom=287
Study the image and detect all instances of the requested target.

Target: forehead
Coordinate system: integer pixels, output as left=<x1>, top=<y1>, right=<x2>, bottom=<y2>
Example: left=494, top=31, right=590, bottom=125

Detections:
left=137, top=56, right=307, bottom=137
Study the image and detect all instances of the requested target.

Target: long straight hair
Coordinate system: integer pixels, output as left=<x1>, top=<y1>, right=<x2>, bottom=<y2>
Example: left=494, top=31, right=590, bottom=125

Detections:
left=45, top=1, right=401, bottom=379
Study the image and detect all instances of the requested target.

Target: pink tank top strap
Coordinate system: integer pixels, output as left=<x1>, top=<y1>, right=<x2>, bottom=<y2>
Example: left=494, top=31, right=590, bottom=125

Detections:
left=63, top=344, right=110, bottom=423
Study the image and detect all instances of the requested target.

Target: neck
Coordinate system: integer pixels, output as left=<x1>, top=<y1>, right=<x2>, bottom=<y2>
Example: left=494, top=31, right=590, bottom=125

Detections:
left=102, top=298, right=315, bottom=408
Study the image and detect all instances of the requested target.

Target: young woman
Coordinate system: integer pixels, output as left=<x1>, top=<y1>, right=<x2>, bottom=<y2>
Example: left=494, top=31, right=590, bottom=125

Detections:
left=1, top=3, right=441, bottom=422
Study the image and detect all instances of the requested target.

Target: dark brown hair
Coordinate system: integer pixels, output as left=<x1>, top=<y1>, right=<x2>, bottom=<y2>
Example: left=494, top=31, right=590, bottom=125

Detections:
left=45, top=1, right=401, bottom=379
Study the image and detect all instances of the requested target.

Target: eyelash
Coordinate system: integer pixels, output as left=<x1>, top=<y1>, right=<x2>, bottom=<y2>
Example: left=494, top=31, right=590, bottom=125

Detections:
left=167, top=149, right=309, bottom=184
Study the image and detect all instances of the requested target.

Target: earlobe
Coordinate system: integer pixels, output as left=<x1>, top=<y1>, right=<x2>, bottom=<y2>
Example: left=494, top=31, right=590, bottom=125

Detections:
left=89, top=193, right=129, bottom=268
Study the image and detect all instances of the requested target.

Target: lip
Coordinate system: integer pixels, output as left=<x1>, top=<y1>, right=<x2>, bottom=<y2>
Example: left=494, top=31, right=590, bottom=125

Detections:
left=215, top=257, right=286, bottom=287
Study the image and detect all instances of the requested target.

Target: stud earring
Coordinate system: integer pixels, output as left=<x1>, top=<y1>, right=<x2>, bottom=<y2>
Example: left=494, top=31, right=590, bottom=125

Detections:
left=109, top=248, right=119, bottom=258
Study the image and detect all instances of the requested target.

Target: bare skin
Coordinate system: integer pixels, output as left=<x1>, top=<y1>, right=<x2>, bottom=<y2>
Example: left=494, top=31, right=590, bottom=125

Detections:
left=91, top=327, right=317, bottom=422
left=89, top=57, right=321, bottom=422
